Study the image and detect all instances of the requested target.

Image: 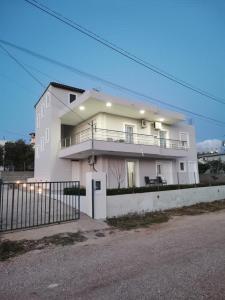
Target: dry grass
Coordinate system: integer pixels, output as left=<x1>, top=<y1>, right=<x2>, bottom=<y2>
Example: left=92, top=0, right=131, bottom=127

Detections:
left=0, top=232, right=87, bottom=261
left=107, top=199, right=225, bottom=230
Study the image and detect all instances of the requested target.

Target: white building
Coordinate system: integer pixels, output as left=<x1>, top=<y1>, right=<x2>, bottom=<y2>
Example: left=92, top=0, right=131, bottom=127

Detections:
left=34, top=82, right=199, bottom=187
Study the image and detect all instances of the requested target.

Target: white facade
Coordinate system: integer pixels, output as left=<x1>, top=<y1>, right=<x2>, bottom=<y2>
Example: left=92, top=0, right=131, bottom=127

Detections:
left=34, top=82, right=199, bottom=187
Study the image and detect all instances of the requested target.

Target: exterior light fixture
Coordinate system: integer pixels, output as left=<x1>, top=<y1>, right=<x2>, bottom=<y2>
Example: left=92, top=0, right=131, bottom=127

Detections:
left=159, top=118, right=165, bottom=122
left=106, top=102, right=112, bottom=107
left=16, top=181, right=20, bottom=184
left=38, top=188, right=42, bottom=194
left=30, top=186, right=34, bottom=191
left=139, top=110, right=145, bottom=114
left=23, top=183, right=27, bottom=188
left=79, top=106, right=85, bottom=111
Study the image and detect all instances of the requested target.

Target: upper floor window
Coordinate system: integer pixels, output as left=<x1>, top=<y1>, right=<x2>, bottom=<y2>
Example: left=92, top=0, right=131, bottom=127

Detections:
left=69, top=93, right=76, bottom=104
left=36, top=113, right=40, bottom=129
left=46, top=93, right=50, bottom=108
left=40, top=103, right=45, bottom=118
left=45, top=128, right=50, bottom=143
left=180, top=132, right=189, bottom=148
left=40, top=137, right=45, bottom=152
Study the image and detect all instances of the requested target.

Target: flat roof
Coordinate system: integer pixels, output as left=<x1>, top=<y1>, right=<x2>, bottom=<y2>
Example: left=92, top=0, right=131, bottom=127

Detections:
left=34, top=82, right=85, bottom=108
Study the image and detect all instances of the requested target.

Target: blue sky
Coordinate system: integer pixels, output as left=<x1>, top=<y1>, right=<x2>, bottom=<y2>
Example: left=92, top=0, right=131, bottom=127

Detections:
left=0, top=0, right=225, bottom=142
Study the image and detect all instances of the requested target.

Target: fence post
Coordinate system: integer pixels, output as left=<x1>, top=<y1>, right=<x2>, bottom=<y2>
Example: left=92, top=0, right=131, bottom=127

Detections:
left=194, top=172, right=197, bottom=187
left=92, top=179, right=95, bottom=219
left=86, top=172, right=107, bottom=219
left=177, top=172, right=180, bottom=188
left=48, top=182, right=51, bottom=223
left=10, top=183, right=15, bottom=230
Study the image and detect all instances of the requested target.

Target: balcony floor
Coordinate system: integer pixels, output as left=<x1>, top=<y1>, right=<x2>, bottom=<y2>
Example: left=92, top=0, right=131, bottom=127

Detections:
left=59, top=140, right=188, bottom=160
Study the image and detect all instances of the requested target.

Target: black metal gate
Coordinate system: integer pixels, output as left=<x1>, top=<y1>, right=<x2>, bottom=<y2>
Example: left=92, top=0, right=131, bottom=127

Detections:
left=0, top=181, right=80, bottom=232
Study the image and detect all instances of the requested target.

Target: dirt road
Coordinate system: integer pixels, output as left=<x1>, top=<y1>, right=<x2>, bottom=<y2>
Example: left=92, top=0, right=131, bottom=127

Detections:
left=1, top=211, right=225, bottom=299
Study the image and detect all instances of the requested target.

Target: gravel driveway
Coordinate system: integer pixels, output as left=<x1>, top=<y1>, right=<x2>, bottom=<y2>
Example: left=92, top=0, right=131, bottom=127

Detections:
left=1, top=211, right=225, bottom=299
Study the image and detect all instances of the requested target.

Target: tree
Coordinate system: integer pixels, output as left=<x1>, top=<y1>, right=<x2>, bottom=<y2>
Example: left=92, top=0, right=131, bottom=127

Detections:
left=208, top=159, right=223, bottom=174
left=4, top=140, right=34, bottom=171
left=198, top=162, right=210, bottom=174
left=0, top=145, right=3, bottom=166
left=108, top=159, right=125, bottom=189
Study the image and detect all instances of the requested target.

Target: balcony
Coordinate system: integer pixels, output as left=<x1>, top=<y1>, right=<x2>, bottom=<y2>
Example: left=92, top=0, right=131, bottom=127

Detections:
left=59, top=128, right=189, bottom=159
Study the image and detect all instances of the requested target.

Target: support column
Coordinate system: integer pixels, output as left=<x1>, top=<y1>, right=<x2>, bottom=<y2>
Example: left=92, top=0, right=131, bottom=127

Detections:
left=86, top=172, right=107, bottom=219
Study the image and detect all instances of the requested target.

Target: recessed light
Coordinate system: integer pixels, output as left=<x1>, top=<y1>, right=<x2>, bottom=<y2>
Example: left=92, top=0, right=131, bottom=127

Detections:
left=106, top=102, right=112, bottom=107
left=139, top=110, right=145, bottom=114
left=159, top=118, right=164, bottom=122
left=79, top=106, right=85, bottom=111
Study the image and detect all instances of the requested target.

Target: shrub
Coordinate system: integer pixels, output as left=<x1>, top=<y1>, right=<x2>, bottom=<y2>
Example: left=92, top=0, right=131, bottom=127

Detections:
left=64, top=182, right=225, bottom=196
left=106, top=182, right=225, bottom=195
left=64, top=186, right=86, bottom=196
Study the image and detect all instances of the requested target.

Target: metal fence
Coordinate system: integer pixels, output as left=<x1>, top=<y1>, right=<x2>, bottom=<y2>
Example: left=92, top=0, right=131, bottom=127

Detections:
left=0, top=181, right=80, bottom=232
left=61, top=127, right=188, bottom=150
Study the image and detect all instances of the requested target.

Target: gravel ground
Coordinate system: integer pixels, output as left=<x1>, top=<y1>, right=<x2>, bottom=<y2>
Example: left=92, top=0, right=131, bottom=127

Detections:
left=1, top=211, right=225, bottom=299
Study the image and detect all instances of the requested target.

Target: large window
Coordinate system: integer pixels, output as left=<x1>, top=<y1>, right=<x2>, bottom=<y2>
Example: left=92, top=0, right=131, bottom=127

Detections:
left=127, top=161, right=136, bottom=187
left=125, top=125, right=134, bottom=143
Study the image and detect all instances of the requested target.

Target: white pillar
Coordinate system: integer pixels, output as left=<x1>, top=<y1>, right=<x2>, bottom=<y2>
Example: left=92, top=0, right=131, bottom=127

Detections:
left=86, top=172, right=107, bottom=219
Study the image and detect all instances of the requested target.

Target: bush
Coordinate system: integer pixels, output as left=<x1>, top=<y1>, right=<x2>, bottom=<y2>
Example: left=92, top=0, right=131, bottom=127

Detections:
left=64, top=186, right=86, bottom=196
left=106, top=182, right=225, bottom=195
left=64, top=182, right=225, bottom=196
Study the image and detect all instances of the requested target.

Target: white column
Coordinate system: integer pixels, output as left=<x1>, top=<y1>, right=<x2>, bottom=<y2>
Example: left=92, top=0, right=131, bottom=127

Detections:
left=86, top=172, right=107, bottom=219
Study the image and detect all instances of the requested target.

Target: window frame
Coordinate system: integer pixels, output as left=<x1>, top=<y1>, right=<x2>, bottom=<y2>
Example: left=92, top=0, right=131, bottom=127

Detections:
left=179, top=160, right=186, bottom=172
left=179, top=132, right=189, bottom=148
left=45, top=128, right=50, bottom=143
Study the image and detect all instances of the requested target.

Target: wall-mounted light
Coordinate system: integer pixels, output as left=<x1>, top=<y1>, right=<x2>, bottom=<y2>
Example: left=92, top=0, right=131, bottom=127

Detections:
left=106, top=102, right=112, bottom=107
left=79, top=106, right=85, bottom=111
left=139, top=110, right=145, bottom=114
left=159, top=118, right=165, bottom=122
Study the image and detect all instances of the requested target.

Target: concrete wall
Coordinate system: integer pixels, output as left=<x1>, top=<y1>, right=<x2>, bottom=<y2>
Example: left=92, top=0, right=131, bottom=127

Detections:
left=107, top=185, right=225, bottom=218
left=0, top=171, right=34, bottom=182
left=35, top=86, right=83, bottom=182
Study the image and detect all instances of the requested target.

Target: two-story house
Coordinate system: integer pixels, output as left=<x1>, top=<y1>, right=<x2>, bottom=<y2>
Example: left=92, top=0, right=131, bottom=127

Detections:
left=34, top=82, right=199, bottom=187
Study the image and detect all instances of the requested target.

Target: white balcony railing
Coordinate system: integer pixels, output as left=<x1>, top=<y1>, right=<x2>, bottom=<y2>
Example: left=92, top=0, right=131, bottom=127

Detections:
left=61, top=128, right=188, bottom=150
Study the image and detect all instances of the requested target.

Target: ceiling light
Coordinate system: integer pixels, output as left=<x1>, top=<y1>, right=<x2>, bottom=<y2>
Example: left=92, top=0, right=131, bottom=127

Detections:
left=159, top=118, right=165, bottom=122
left=79, top=106, right=85, bottom=111
left=139, top=110, right=145, bottom=114
left=106, top=102, right=112, bottom=107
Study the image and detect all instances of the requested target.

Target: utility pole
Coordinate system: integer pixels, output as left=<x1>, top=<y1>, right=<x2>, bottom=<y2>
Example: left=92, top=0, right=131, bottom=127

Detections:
left=90, top=120, right=97, bottom=172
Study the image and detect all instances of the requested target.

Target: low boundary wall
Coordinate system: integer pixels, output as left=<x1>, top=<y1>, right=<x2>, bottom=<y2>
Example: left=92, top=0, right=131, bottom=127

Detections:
left=0, top=171, right=34, bottom=182
left=107, top=185, right=225, bottom=218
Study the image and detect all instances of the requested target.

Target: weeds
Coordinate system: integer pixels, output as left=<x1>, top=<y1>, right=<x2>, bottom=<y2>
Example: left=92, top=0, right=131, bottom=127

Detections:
left=0, top=232, right=87, bottom=261
left=107, top=199, right=225, bottom=230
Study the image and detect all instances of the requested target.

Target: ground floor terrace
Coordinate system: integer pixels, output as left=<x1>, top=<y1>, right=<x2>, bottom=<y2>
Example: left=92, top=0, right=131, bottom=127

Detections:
left=69, top=155, right=199, bottom=188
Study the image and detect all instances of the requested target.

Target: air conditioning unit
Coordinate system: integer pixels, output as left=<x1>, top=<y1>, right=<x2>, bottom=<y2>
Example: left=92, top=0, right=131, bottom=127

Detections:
left=154, top=121, right=162, bottom=130
left=88, top=155, right=97, bottom=165
left=141, top=119, right=147, bottom=128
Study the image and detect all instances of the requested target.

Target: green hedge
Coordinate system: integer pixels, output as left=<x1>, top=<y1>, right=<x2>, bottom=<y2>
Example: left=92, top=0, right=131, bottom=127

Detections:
left=64, top=186, right=86, bottom=196
left=64, top=182, right=225, bottom=196
left=107, top=183, right=225, bottom=195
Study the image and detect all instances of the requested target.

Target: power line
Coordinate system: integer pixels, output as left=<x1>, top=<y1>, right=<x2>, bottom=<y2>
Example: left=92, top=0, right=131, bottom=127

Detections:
left=0, top=43, right=84, bottom=122
left=0, top=40, right=225, bottom=128
left=23, top=0, right=225, bottom=106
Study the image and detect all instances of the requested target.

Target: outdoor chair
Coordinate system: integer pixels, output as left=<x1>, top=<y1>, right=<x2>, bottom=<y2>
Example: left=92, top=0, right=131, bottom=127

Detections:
left=144, top=176, right=150, bottom=185
left=156, top=176, right=167, bottom=185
